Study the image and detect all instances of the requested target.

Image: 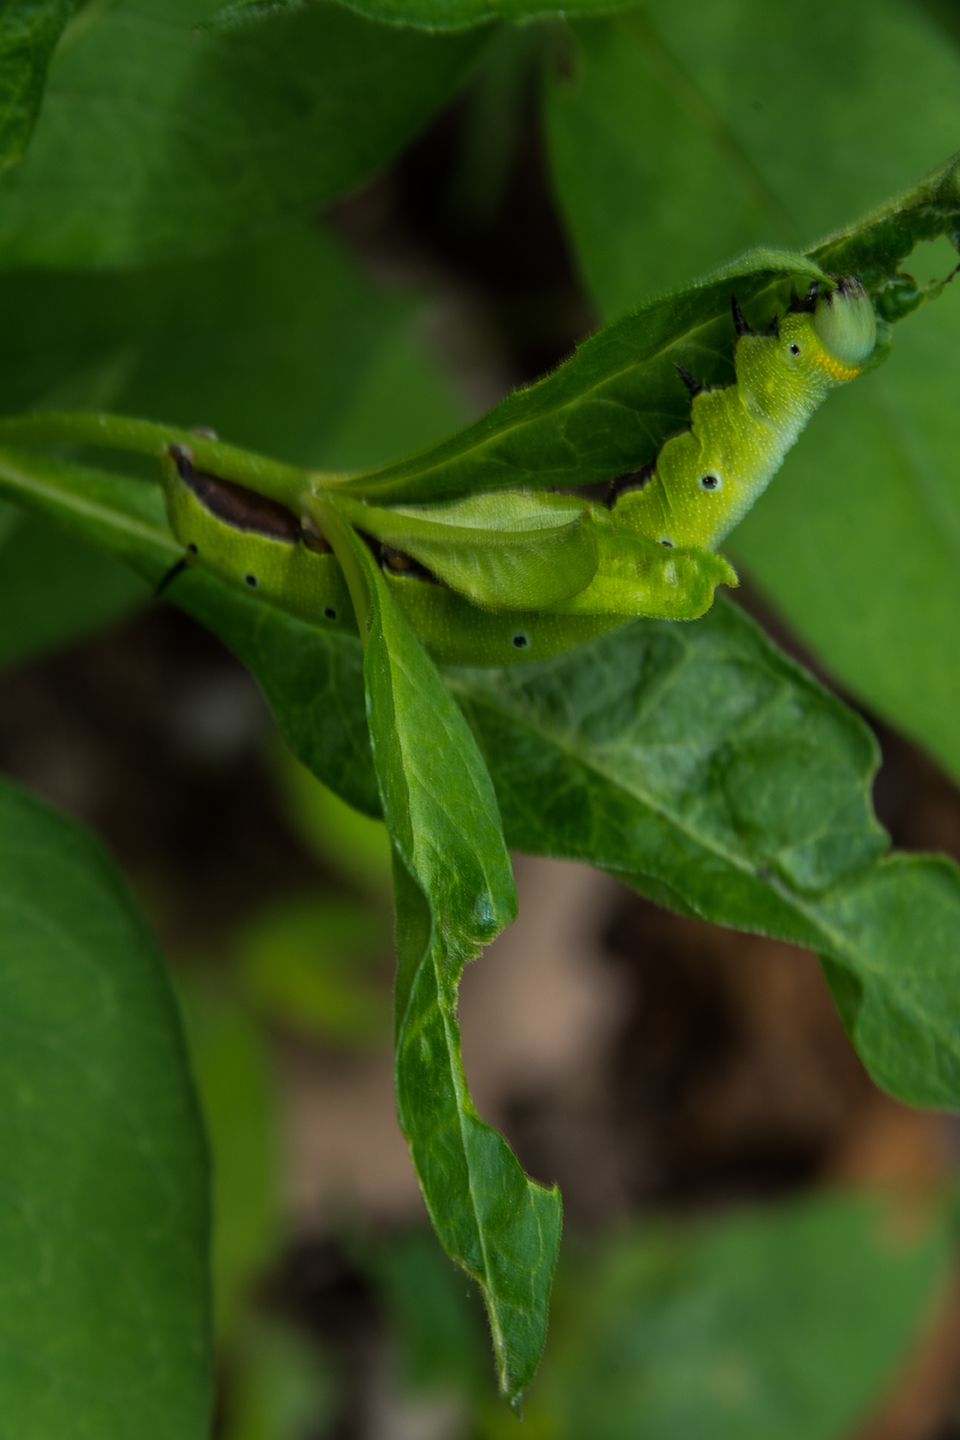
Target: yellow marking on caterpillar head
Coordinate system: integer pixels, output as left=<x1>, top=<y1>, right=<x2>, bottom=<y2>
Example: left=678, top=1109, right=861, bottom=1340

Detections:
left=810, top=350, right=860, bottom=384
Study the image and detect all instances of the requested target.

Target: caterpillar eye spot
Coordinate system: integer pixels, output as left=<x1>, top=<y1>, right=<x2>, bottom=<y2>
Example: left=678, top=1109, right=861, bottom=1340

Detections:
left=511, top=632, right=530, bottom=650
left=244, top=573, right=259, bottom=588
left=187, top=543, right=198, bottom=555
left=700, top=474, right=719, bottom=491
left=790, top=343, right=800, bottom=355
left=660, top=537, right=674, bottom=548
left=324, top=607, right=337, bottom=621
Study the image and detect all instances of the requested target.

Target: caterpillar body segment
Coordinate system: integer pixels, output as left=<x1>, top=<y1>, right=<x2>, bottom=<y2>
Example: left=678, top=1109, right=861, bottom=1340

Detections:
left=615, top=279, right=876, bottom=552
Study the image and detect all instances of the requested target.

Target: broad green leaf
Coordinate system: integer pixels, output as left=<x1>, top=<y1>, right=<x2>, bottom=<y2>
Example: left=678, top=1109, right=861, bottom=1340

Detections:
left=323, top=513, right=559, bottom=1406
left=529, top=1191, right=951, bottom=1440
left=0, top=222, right=465, bottom=669
left=6, top=429, right=960, bottom=1396
left=733, top=273, right=960, bottom=780
left=0, top=446, right=563, bottom=1398
left=3, top=439, right=960, bottom=1108
left=446, top=607, right=960, bottom=1108
left=210, top=0, right=626, bottom=34
left=0, top=514, right=148, bottom=669
left=0, top=446, right=383, bottom=813
left=0, top=0, right=82, bottom=171
left=541, top=0, right=960, bottom=779
left=342, top=250, right=828, bottom=505
left=0, top=0, right=485, bottom=267
left=0, top=774, right=211, bottom=1439
left=544, top=0, right=960, bottom=314
left=0, top=224, right=464, bottom=469
left=340, top=152, right=960, bottom=509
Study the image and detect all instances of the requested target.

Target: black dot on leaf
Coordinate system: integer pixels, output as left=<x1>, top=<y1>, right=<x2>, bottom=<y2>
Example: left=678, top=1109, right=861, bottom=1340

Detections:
left=324, top=607, right=337, bottom=621
left=512, top=633, right=530, bottom=649
left=244, top=573, right=259, bottom=588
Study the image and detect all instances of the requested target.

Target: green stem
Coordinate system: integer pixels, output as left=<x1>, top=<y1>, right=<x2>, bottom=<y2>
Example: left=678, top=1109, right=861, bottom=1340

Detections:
left=0, top=411, right=346, bottom=509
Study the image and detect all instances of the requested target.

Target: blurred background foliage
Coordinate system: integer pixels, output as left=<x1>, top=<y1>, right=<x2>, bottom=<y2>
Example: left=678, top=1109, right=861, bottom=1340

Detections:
left=4, top=0, right=960, bottom=1434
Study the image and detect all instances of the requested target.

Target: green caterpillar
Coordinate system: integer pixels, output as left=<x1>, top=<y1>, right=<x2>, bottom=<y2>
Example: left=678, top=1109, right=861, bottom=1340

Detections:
left=159, top=277, right=875, bottom=667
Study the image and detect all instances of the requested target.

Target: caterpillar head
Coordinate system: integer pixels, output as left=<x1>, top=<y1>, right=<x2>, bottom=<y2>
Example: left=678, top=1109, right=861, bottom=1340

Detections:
left=778, top=276, right=875, bottom=380
left=811, top=277, right=876, bottom=368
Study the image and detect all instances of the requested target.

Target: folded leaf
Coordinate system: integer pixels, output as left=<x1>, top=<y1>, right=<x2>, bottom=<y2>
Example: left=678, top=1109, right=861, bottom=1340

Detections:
left=329, top=489, right=598, bottom=610
left=316, top=508, right=560, bottom=1406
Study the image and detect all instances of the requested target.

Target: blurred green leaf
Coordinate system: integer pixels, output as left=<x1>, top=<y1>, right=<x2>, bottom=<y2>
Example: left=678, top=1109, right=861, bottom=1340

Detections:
left=542, top=0, right=960, bottom=779
left=0, top=0, right=486, bottom=267
left=0, top=0, right=82, bottom=171
left=0, top=513, right=148, bottom=669
left=0, top=221, right=465, bottom=669
left=236, top=896, right=390, bottom=1045
left=528, top=1191, right=951, bottom=1440
left=0, top=495, right=19, bottom=544
left=0, top=223, right=465, bottom=468
left=226, top=1319, right=336, bottom=1440
left=179, top=982, right=279, bottom=1338
left=368, top=1228, right=487, bottom=1398
left=0, top=774, right=211, bottom=1439
left=733, top=271, right=960, bottom=779
left=210, top=0, right=626, bottom=35
left=271, top=744, right=393, bottom=893
left=544, top=0, right=960, bottom=312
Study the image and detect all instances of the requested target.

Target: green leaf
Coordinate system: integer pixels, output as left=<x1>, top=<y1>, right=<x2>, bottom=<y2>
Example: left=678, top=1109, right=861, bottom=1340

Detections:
left=225, top=1318, right=336, bottom=1440
left=209, top=0, right=627, bottom=35
left=5, top=423, right=960, bottom=1396
left=0, top=513, right=149, bottom=670
left=0, top=221, right=465, bottom=668
left=732, top=273, right=960, bottom=781
left=0, top=223, right=464, bottom=468
left=448, top=602, right=960, bottom=1110
left=0, top=446, right=383, bottom=813
left=0, top=0, right=485, bottom=267
left=0, top=446, right=562, bottom=1397
left=4, top=444, right=960, bottom=1110
left=532, top=1191, right=951, bottom=1440
left=0, top=0, right=83, bottom=171
left=543, top=0, right=960, bottom=314
left=321, top=512, right=559, bottom=1406
left=270, top=744, right=393, bottom=892
left=330, top=490, right=599, bottom=609
left=541, top=0, right=960, bottom=780
left=366, top=1228, right=487, bottom=1397
left=236, top=896, right=390, bottom=1044
left=342, top=250, right=827, bottom=505
left=0, top=774, right=211, bottom=1439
